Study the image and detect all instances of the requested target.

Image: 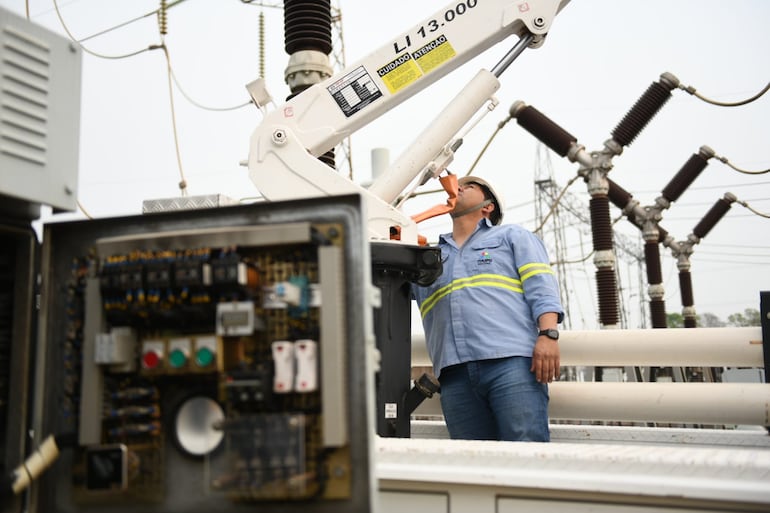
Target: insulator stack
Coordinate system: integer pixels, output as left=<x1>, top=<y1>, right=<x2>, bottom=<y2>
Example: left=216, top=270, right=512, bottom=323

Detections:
left=284, top=0, right=334, bottom=168
left=649, top=299, right=667, bottom=328
left=259, top=11, right=265, bottom=78
left=589, top=197, right=613, bottom=251
left=661, top=152, right=711, bottom=203
left=596, top=268, right=620, bottom=326
left=317, top=147, right=336, bottom=168
left=693, top=194, right=735, bottom=239
left=679, top=270, right=694, bottom=307
left=284, top=0, right=333, bottom=55
left=644, top=242, right=663, bottom=285
left=606, top=178, right=640, bottom=227
left=611, top=75, right=678, bottom=147
left=607, top=178, right=633, bottom=210
left=511, top=103, right=577, bottom=157
left=679, top=270, right=697, bottom=328
left=159, top=0, right=168, bottom=35
left=680, top=270, right=697, bottom=328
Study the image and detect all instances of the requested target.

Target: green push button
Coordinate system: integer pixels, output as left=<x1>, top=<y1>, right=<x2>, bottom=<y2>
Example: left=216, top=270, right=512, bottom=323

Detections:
left=195, top=346, right=215, bottom=367
left=169, top=348, right=187, bottom=369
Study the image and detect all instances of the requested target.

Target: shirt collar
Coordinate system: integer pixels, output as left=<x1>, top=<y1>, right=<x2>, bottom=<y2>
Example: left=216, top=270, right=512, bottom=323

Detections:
left=439, top=218, right=494, bottom=245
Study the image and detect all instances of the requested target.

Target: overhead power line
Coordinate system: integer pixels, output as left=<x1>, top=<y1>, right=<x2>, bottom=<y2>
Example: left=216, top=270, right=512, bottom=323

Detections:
left=52, top=0, right=155, bottom=59
left=50, top=0, right=193, bottom=58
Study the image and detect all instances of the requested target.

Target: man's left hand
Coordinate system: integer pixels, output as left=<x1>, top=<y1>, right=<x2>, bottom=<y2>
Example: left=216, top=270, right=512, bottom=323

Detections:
left=531, top=338, right=560, bottom=384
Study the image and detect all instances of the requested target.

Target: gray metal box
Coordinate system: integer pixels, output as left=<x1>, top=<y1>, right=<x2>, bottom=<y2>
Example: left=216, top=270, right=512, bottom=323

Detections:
left=0, top=7, right=82, bottom=211
left=32, top=196, right=377, bottom=513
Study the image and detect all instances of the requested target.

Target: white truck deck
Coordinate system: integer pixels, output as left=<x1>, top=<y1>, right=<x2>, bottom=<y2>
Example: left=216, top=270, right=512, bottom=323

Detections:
left=378, top=327, right=770, bottom=512
left=377, top=424, right=770, bottom=512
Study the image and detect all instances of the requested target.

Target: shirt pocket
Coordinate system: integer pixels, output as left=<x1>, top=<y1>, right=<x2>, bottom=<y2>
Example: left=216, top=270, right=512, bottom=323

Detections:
left=469, top=237, right=505, bottom=272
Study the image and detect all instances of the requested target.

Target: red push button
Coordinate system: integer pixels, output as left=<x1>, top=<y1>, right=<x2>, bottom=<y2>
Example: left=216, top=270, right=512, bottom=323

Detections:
left=142, top=350, right=161, bottom=369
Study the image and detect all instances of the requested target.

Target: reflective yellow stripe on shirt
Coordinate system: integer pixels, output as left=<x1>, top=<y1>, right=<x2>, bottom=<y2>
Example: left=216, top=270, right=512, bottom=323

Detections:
left=518, top=262, right=555, bottom=283
left=419, top=273, right=523, bottom=319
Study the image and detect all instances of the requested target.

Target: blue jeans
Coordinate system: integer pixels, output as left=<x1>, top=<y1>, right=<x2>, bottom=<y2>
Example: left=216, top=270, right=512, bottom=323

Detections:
left=438, top=357, right=550, bottom=442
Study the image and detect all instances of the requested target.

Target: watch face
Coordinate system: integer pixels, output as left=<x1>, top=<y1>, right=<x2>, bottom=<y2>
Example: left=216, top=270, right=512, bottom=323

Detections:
left=540, top=329, right=559, bottom=340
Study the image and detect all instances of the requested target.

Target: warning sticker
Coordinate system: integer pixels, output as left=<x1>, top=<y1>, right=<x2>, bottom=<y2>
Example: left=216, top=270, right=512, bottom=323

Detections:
left=376, top=35, right=457, bottom=94
left=412, top=35, right=456, bottom=74
left=376, top=52, right=423, bottom=95
left=327, top=66, right=383, bottom=118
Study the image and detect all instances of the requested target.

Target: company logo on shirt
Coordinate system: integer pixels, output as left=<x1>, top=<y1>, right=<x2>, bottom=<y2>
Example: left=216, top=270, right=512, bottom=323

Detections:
left=477, top=250, right=492, bottom=265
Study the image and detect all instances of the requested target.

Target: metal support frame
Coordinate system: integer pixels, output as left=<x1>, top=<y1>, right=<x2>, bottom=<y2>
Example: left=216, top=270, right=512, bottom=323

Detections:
left=0, top=222, right=38, bottom=513
left=370, top=243, right=441, bottom=438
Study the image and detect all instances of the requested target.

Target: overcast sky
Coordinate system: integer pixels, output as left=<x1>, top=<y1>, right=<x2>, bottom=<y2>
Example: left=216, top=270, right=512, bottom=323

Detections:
left=3, top=0, right=768, bottom=328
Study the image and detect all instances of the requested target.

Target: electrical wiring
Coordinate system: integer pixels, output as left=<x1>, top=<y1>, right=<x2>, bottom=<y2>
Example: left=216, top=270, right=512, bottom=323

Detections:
left=73, top=0, right=253, bottom=112
left=77, top=199, right=93, bottom=219
left=551, top=249, right=594, bottom=266
left=77, top=8, right=158, bottom=42
left=678, top=80, right=770, bottom=107
left=735, top=198, right=770, bottom=219
left=52, top=0, right=153, bottom=60
left=72, top=0, right=191, bottom=42
left=239, top=0, right=283, bottom=8
left=49, top=0, right=193, bottom=56
left=465, top=115, right=512, bottom=176
left=168, top=62, right=252, bottom=112
left=714, top=155, right=770, bottom=175
left=52, top=0, right=257, bottom=199
left=158, top=43, right=189, bottom=197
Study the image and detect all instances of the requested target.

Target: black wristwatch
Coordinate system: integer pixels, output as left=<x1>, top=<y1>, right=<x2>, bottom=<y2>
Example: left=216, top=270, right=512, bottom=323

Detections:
left=538, top=328, right=559, bottom=341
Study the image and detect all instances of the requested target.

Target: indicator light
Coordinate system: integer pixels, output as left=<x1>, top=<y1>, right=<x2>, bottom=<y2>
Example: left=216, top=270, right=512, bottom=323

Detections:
left=169, top=348, right=188, bottom=369
left=195, top=346, right=215, bottom=367
left=142, top=350, right=161, bottom=369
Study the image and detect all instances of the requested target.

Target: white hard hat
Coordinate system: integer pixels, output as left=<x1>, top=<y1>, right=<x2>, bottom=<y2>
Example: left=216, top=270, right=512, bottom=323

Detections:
left=458, top=176, right=504, bottom=225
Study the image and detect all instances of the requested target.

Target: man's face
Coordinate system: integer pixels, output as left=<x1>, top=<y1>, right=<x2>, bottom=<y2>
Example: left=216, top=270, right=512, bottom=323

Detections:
left=455, top=182, right=486, bottom=212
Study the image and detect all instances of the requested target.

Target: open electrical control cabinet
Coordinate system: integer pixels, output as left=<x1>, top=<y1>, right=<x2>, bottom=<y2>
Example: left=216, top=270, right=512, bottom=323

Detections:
left=29, top=195, right=377, bottom=513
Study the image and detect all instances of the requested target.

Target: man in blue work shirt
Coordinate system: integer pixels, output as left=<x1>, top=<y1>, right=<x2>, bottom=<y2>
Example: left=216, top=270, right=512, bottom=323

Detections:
left=412, top=176, right=564, bottom=441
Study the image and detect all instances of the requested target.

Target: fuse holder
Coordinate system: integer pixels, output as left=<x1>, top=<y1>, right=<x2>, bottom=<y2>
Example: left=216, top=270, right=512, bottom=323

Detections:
left=294, top=339, right=318, bottom=393
left=271, top=341, right=295, bottom=393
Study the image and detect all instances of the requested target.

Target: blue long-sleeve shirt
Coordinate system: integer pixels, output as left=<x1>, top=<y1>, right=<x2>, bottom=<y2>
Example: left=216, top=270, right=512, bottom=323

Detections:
left=412, top=219, right=564, bottom=378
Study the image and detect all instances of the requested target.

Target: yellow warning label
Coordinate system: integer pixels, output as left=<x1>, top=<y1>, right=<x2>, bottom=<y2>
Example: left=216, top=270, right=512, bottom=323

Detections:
left=377, top=53, right=423, bottom=94
left=413, top=35, right=456, bottom=75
